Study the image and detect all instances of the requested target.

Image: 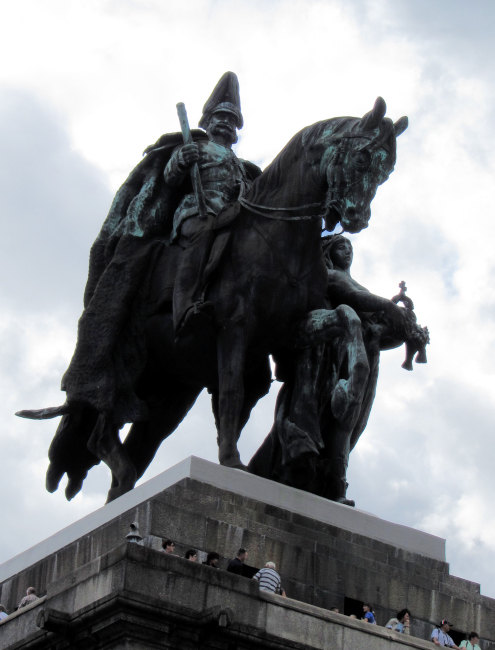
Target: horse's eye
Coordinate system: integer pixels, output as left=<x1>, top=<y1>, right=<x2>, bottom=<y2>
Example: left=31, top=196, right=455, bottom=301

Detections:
left=353, top=150, right=371, bottom=172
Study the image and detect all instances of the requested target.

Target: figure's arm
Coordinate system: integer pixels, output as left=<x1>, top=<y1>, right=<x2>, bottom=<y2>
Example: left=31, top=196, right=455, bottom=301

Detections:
left=163, top=144, right=199, bottom=186
left=431, top=631, right=441, bottom=646
left=327, top=271, right=408, bottom=334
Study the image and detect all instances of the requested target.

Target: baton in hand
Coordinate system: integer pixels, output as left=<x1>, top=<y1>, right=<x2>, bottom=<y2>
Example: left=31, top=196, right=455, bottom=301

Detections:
left=176, top=102, right=208, bottom=219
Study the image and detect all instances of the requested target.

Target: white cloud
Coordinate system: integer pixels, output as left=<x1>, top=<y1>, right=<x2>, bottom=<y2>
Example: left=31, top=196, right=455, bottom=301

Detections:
left=1, top=0, right=495, bottom=608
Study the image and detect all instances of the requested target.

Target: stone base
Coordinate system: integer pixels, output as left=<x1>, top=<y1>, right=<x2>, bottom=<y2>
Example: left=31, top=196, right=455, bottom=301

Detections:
left=0, top=457, right=494, bottom=649
left=0, top=543, right=439, bottom=650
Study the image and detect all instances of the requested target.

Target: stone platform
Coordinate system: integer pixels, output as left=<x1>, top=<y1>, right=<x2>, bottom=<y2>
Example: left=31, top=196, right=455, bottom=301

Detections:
left=0, top=456, right=494, bottom=650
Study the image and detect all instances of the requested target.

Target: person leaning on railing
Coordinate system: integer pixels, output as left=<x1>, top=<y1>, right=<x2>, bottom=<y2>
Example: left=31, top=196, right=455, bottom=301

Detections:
left=386, top=609, right=411, bottom=634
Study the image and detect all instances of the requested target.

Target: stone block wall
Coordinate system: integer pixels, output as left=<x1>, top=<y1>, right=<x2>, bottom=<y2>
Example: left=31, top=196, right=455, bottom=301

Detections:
left=1, top=476, right=494, bottom=648
left=0, top=543, right=450, bottom=650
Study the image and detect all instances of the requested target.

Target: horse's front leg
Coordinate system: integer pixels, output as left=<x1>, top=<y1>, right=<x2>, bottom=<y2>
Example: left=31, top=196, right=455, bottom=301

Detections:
left=216, top=319, right=247, bottom=470
left=87, top=414, right=137, bottom=503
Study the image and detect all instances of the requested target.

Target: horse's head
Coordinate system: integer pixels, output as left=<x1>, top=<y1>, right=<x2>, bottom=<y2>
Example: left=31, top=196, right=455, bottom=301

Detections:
left=316, top=98, right=408, bottom=233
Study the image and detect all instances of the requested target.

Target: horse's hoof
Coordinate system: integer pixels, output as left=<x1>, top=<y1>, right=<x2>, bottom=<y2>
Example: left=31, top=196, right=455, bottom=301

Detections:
left=336, top=497, right=355, bottom=507
left=65, top=473, right=86, bottom=501
left=220, top=458, right=248, bottom=471
left=106, top=487, right=123, bottom=503
left=219, top=448, right=246, bottom=471
left=46, top=463, right=65, bottom=494
left=105, top=482, right=134, bottom=504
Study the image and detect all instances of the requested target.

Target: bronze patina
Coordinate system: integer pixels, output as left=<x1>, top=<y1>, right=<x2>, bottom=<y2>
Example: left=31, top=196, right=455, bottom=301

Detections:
left=16, top=72, right=424, bottom=506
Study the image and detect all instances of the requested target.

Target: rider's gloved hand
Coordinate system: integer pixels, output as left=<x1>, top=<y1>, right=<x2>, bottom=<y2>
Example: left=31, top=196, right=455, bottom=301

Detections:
left=177, top=143, right=199, bottom=169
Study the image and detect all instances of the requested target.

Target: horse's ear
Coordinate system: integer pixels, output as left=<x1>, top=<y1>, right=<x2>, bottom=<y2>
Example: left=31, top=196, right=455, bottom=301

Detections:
left=394, top=116, right=408, bottom=137
left=360, top=97, right=387, bottom=130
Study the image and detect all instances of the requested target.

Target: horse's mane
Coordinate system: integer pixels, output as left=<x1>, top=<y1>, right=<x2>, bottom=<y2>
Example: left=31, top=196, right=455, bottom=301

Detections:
left=247, top=114, right=397, bottom=205
left=247, top=117, right=357, bottom=204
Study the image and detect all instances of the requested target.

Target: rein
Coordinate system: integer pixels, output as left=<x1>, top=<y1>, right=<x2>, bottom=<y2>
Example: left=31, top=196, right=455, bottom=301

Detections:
left=239, top=121, right=394, bottom=223
left=238, top=197, right=324, bottom=221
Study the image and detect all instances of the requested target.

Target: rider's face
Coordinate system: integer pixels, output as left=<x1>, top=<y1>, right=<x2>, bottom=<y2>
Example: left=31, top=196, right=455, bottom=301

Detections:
left=331, top=240, right=353, bottom=270
left=207, top=111, right=238, bottom=144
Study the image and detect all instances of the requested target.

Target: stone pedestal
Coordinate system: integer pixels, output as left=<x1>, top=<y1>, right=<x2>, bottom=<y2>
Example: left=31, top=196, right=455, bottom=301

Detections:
left=0, top=457, right=493, bottom=650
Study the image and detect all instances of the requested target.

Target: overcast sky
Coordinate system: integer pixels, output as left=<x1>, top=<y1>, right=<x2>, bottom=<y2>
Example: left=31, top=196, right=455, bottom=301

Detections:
left=1, top=0, right=495, bottom=607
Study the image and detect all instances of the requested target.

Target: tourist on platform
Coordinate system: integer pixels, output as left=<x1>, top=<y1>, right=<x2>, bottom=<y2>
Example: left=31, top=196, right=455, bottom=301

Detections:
left=459, top=632, right=481, bottom=650
left=386, top=609, right=411, bottom=634
left=0, top=605, right=8, bottom=620
left=349, top=614, right=358, bottom=619
left=203, top=552, right=220, bottom=568
left=18, top=588, right=38, bottom=609
left=185, top=549, right=197, bottom=561
left=227, top=548, right=248, bottom=575
left=431, top=620, right=460, bottom=648
left=161, top=539, right=175, bottom=554
left=253, top=562, right=285, bottom=596
left=363, top=604, right=376, bottom=624
left=329, top=607, right=339, bottom=613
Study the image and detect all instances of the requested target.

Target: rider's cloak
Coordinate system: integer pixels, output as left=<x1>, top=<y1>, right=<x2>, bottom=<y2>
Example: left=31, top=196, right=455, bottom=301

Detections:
left=62, top=131, right=211, bottom=423
left=47, top=132, right=209, bottom=485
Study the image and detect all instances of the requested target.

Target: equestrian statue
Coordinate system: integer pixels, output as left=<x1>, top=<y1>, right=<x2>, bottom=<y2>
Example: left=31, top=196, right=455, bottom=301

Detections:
left=16, top=72, right=426, bottom=506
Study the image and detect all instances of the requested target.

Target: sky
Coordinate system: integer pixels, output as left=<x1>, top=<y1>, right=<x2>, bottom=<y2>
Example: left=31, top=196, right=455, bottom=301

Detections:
left=1, top=0, right=495, bottom=607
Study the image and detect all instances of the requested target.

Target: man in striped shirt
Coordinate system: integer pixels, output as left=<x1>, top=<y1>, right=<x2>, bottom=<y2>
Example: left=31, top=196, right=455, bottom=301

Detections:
left=253, top=562, right=285, bottom=595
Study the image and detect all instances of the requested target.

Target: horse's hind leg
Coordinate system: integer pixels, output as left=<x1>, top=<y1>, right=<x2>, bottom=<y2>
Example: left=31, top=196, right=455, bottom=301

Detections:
left=87, top=415, right=137, bottom=503
left=122, top=384, right=202, bottom=481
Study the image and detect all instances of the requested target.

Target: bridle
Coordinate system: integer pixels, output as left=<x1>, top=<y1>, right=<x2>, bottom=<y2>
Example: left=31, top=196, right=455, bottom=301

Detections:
left=238, top=197, right=323, bottom=221
left=238, top=121, right=395, bottom=223
left=323, top=121, right=395, bottom=211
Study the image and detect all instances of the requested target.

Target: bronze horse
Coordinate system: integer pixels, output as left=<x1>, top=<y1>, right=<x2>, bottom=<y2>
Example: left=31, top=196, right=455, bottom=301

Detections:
left=17, top=97, right=407, bottom=503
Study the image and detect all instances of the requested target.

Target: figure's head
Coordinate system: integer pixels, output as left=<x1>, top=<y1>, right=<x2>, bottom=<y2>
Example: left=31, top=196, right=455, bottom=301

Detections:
left=440, top=620, right=452, bottom=632
left=199, top=71, right=243, bottom=146
left=468, top=632, right=480, bottom=644
left=185, top=549, right=197, bottom=561
left=363, top=603, right=373, bottom=613
left=266, top=561, right=276, bottom=570
left=322, top=235, right=353, bottom=271
left=321, top=97, right=408, bottom=234
left=26, top=587, right=36, bottom=596
left=237, top=547, right=248, bottom=562
left=162, top=539, right=175, bottom=554
left=206, top=552, right=220, bottom=567
left=397, top=609, right=411, bottom=623
left=204, top=110, right=238, bottom=146
left=328, top=235, right=353, bottom=270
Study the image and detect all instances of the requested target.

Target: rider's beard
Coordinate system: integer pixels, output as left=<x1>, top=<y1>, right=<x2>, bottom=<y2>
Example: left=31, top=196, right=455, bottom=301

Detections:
left=211, top=124, right=237, bottom=145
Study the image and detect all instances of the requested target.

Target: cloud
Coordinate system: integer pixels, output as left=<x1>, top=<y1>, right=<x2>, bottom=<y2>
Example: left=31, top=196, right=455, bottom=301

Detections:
left=0, top=87, right=112, bottom=317
left=1, top=0, right=495, bottom=607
